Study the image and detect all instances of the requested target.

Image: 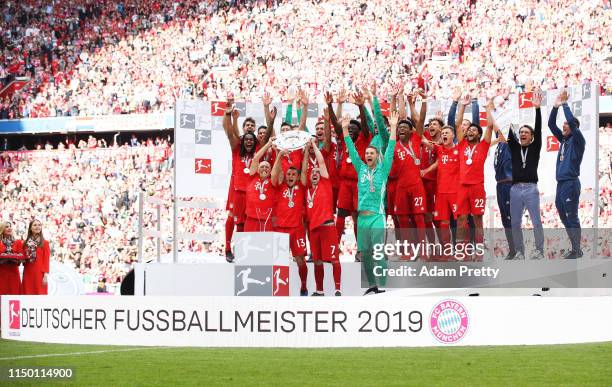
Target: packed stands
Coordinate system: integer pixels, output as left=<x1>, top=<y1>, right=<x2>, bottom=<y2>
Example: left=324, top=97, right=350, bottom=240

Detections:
left=1, top=0, right=610, bottom=118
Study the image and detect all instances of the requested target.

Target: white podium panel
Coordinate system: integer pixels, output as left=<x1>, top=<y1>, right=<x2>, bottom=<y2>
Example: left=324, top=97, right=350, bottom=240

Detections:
left=135, top=262, right=363, bottom=296
left=233, top=232, right=289, bottom=265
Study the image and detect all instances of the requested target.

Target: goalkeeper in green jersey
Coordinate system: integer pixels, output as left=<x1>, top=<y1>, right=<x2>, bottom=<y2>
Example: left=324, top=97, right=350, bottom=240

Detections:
left=341, top=110, right=398, bottom=295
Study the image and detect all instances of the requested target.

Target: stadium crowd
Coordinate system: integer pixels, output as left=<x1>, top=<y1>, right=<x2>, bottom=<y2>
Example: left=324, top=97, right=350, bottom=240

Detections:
left=0, top=0, right=610, bottom=118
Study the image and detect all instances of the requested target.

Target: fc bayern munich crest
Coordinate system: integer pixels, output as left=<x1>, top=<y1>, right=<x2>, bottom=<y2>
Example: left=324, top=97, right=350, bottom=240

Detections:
left=429, top=299, right=469, bottom=344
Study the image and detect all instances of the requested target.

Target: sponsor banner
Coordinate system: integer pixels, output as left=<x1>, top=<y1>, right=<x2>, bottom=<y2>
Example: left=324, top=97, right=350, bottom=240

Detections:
left=0, top=112, right=173, bottom=134
left=2, top=296, right=612, bottom=347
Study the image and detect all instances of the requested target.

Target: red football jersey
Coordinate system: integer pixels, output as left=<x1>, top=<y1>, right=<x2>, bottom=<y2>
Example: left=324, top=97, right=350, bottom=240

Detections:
left=306, top=177, right=334, bottom=231
left=434, top=144, right=460, bottom=194
left=338, top=131, right=372, bottom=180
left=396, top=133, right=423, bottom=188
left=421, top=131, right=437, bottom=182
left=305, top=146, right=336, bottom=182
left=280, top=149, right=303, bottom=173
left=323, top=143, right=339, bottom=188
left=232, top=149, right=253, bottom=191
left=274, top=181, right=305, bottom=228
left=458, top=139, right=490, bottom=185
left=245, top=176, right=277, bottom=220
left=261, top=147, right=276, bottom=165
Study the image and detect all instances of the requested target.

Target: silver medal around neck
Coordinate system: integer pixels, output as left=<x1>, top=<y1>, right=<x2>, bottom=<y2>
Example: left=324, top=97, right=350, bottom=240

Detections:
left=259, top=194, right=266, bottom=201
left=308, top=201, right=313, bottom=209
left=288, top=201, right=294, bottom=208
left=414, top=159, right=421, bottom=166
left=243, top=167, right=250, bottom=174
left=466, top=159, right=473, bottom=165
left=346, top=157, right=352, bottom=164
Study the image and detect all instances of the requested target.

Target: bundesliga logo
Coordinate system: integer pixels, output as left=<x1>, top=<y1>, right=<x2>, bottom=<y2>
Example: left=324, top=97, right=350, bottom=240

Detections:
left=429, top=299, right=469, bottom=344
left=8, top=300, right=20, bottom=330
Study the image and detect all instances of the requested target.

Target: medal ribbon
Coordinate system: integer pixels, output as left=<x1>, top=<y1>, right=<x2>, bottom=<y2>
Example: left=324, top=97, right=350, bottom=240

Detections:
left=364, top=167, right=377, bottom=191
left=307, top=185, right=318, bottom=206
left=465, top=144, right=477, bottom=163
left=258, top=179, right=269, bottom=197
left=400, top=140, right=420, bottom=165
left=520, top=146, right=529, bottom=169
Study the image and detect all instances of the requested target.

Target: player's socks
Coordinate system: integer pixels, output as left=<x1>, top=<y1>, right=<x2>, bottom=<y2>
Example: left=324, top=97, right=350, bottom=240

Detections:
left=396, top=215, right=415, bottom=260
left=225, top=216, right=234, bottom=253
left=433, top=220, right=443, bottom=245
left=438, top=224, right=451, bottom=261
left=331, top=261, right=341, bottom=291
left=335, top=216, right=346, bottom=241
left=413, top=214, right=427, bottom=260
left=297, top=261, right=308, bottom=292
left=425, top=219, right=436, bottom=244
left=473, top=229, right=485, bottom=261
left=314, top=263, right=324, bottom=292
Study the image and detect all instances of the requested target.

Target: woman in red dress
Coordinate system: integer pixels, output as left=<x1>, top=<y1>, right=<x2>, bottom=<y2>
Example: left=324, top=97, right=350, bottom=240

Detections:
left=21, top=220, right=50, bottom=295
left=0, top=221, right=23, bottom=295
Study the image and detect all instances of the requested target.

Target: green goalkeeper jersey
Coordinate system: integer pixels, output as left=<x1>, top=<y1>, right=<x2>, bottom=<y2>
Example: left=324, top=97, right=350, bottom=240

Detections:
left=344, top=135, right=396, bottom=215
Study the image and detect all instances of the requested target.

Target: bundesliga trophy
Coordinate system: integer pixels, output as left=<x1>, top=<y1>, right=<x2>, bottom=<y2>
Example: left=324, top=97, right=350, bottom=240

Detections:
left=273, top=130, right=314, bottom=151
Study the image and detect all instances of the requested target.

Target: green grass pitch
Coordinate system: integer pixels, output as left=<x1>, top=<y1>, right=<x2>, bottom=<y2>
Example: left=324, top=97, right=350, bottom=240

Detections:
left=1, top=340, right=611, bottom=386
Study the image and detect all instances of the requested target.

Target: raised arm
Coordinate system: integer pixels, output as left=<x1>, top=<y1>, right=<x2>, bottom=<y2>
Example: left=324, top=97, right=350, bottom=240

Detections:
left=271, top=148, right=285, bottom=186
left=296, top=91, right=309, bottom=132
left=352, top=91, right=367, bottom=136
left=322, top=107, right=332, bottom=152
left=487, top=101, right=506, bottom=146
left=362, top=86, right=376, bottom=134
left=325, top=91, right=342, bottom=137
left=300, top=142, right=310, bottom=186
left=335, top=88, right=346, bottom=120
left=341, top=115, right=364, bottom=173
left=372, top=83, right=389, bottom=144
left=548, top=100, right=563, bottom=142
left=223, top=99, right=240, bottom=149
left=558, top=90, right=585, bottom=143
left=532, top=89, right=542, bottom=147
left=262, top=91, right=277, bottom=139
left=491, top=124, right=507, bottom=146
left=448, top=87, right=461, bottom=131
left=383, top=111, right=399, bottom=173
left=456, top=93, right=470, bottom=143
left=406, top=91, right=416, bottom=123
left=482, top=98, right=493, bottom=144
left=249, top=136, right=275, bottom=175
left=310, top=138, right=329, bottom=178
left=415, top=89, right=427, bottom=137
left=284, top=89, right=295, bottom=126
left=471, top=97, right=480, bottom=127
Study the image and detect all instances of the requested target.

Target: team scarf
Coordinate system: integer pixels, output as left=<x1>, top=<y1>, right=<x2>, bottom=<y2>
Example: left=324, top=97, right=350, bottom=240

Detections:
left=25, top=236, right=42, bottom=261
left=1, top=235, right=15, bottom=253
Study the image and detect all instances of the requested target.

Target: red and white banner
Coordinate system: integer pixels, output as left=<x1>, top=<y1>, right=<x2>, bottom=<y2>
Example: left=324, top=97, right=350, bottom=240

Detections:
left=3, top=295, right=611, bottom=347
